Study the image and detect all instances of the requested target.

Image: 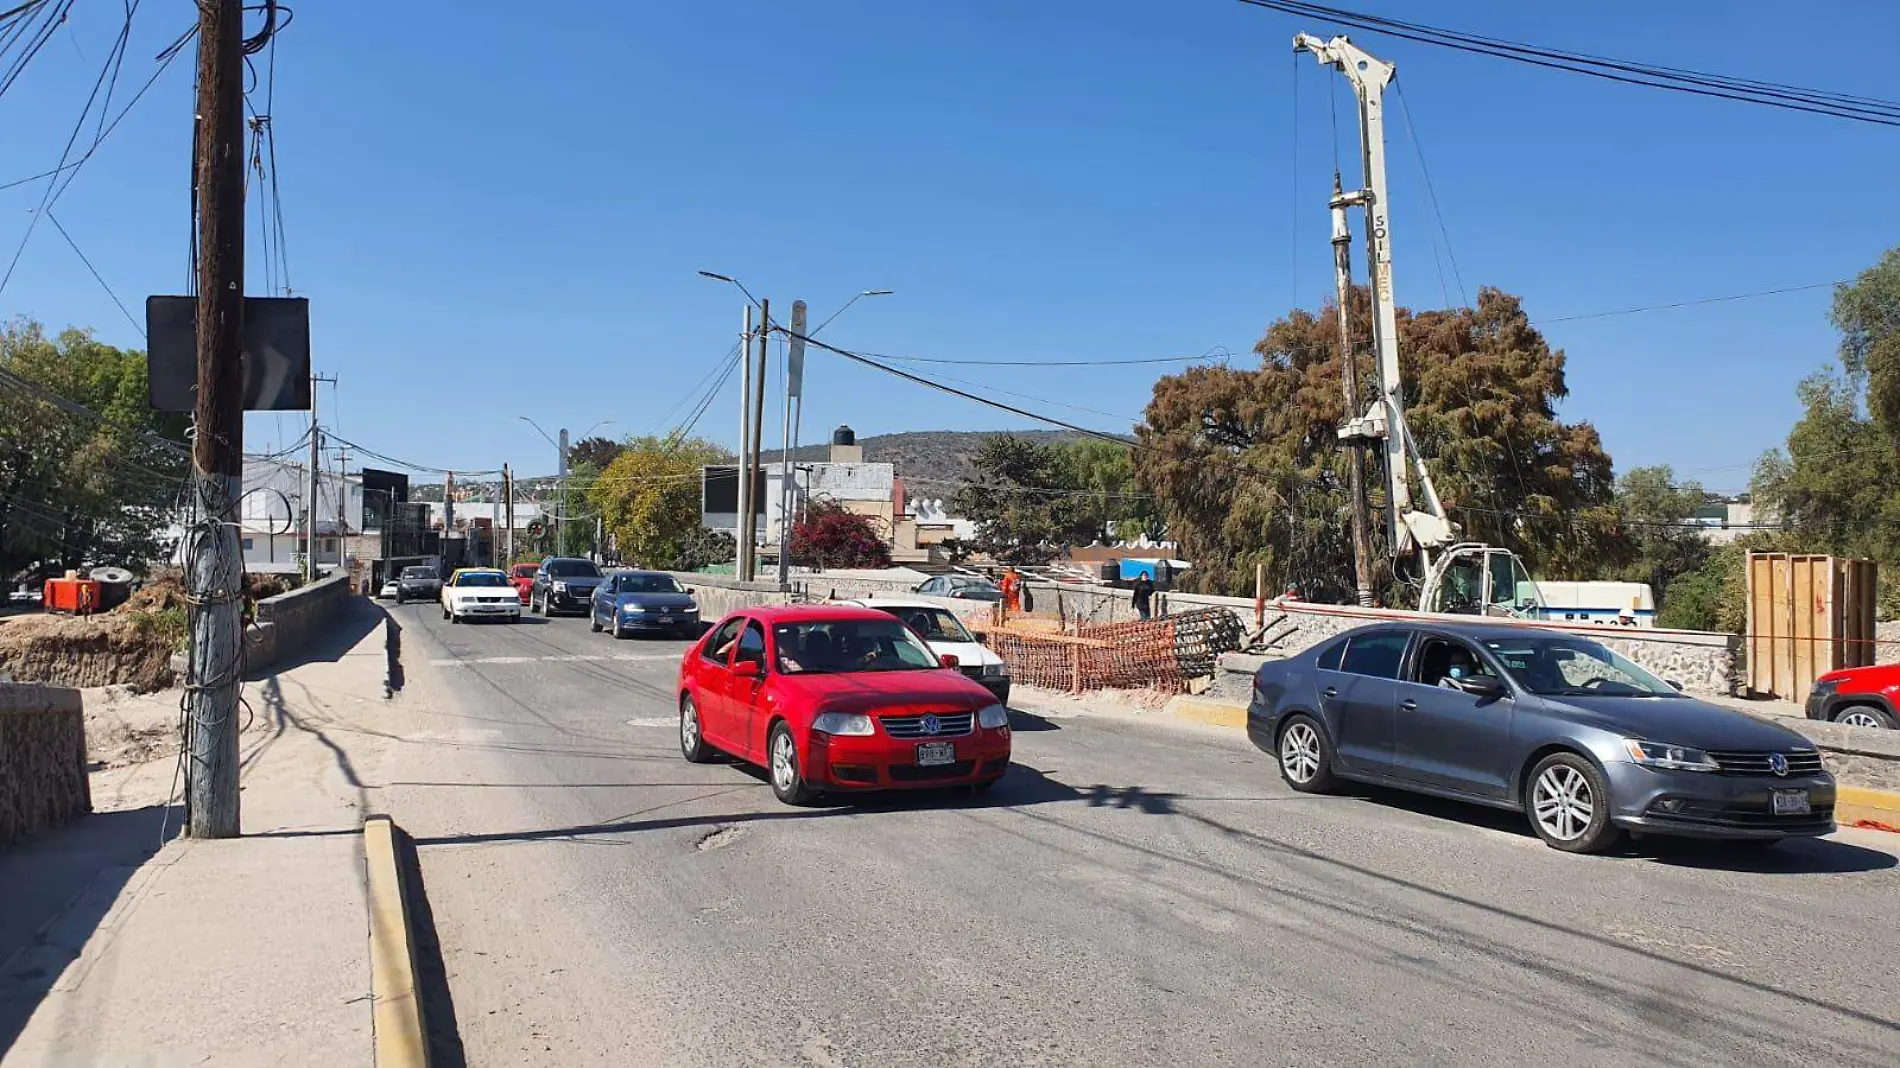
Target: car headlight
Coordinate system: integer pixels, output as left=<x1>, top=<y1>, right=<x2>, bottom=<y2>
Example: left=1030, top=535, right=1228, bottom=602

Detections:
left=981, top=663, right=1008, bottom=678
left=622, top=603, right=648, bottom=613
left=1622, top=739, right=1720, bottom=772
left=812, top=711, right=874, bottom=736
left=552, top=581, right=568, bottom=592
left=977, top=703, right=1010, bottom=729
left=685, top=601, right=698, bottom=613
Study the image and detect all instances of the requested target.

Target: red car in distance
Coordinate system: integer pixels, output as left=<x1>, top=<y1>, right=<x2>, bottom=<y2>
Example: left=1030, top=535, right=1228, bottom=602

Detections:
left=1807, top=663, right=1900, bottom=729
left=677, top=604, right=1012, bottom=804
left=509, top=563, right=538, bottom=605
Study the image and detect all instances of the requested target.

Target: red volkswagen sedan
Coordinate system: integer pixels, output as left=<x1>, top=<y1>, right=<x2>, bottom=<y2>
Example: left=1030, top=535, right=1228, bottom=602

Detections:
left=676, top=604, right=1012, bottom=804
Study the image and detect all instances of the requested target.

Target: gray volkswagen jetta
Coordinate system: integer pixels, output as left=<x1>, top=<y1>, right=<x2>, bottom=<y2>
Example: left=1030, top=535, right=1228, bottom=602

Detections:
left=1247, top=622, right=1836, bottom=853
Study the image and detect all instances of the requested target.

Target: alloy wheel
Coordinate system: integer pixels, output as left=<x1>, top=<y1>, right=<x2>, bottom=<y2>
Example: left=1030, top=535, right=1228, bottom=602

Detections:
left=1838, top=709, right=1886, bottom=729
left=1531, top=764, right=1595, bottom=842
left=1281, top=721, right=1322, bottom=784
left=771, top=732, right=797, bottom=792
left=681, top=701, right=699, bottom=751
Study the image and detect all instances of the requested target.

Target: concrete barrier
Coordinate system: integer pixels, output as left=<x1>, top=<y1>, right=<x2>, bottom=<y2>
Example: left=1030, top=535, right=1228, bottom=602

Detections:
left=0, top=683, right=90, bottom=845
left=247, top=572, right=352, bottom=673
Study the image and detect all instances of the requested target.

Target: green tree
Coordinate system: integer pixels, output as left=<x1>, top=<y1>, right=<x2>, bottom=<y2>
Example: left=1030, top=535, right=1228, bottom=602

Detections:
left=1612, top=465, right=1711, bottom=612
left=1, top=319, right=189, bottom=582
left=1051, top=439, right=1159, bottom=543
left=953, top=435, right=1096, bottom=565
left=1832, top=246, right=1900, bottom=443
left=1134, top=287, right=1626, bottom=600
left=587, top=435, right=730, bottom=569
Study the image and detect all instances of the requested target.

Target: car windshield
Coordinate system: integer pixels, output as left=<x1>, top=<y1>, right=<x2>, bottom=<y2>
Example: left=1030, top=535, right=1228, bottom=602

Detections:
left=1482, top=635, right=1680, bottom=697
left=619, top=574, right=682, bottom=594
left=772, top=618, right=941, bottom=674
left=545, top=560, right=600, bottom=578
left=875, top=605, right=973, bottom=643
left=512, top=565, right=538, bottom=578
left=454, top=573, right=509, bottom=587
left=401, top=567, right=435, bottom=579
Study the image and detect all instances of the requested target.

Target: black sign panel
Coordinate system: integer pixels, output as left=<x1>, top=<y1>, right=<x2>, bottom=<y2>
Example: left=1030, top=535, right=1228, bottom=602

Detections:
left=702, top=465, right=766, bottom=515
left=145, top=295, right=313, bottom=411
left=360, top=468, right=409, bottom=531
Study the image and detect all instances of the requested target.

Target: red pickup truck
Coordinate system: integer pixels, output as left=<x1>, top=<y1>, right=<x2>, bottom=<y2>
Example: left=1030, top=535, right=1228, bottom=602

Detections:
left=509, top=563, right=539, bottom=605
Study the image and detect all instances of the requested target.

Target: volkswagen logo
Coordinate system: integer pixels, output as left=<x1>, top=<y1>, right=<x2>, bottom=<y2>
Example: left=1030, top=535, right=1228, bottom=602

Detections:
left=920, top=714, right=941, bottom=736
left=1768, top=752, right=1789, bottom=777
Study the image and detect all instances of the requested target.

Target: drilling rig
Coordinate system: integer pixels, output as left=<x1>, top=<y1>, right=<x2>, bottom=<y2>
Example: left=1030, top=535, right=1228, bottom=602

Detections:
left=1295, top=33, right=1547, bottom=619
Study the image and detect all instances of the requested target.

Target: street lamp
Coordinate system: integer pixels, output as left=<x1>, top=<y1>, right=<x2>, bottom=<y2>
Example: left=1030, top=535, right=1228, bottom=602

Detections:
left=810, top=289, right=894, bottom=339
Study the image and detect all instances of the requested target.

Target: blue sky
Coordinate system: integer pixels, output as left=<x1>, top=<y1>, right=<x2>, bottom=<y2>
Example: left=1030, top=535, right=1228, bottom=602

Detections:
left=5, top=0, right=1899, bottom=493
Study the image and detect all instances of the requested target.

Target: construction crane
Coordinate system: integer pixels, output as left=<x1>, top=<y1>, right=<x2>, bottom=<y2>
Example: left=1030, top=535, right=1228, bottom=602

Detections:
left=1295, top=32, right=1547, bottom=619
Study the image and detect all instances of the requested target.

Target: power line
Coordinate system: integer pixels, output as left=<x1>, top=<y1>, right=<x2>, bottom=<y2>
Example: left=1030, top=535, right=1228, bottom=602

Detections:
left=1393, top=83, right=1466, bottom=309
left=855, top=345, right=1237, bottom=368
left=44, top=210, right=144, bottom=337
left=1535, top=280, right=1843, bottom=325
left=1235, top=1, right=1900, bottom=127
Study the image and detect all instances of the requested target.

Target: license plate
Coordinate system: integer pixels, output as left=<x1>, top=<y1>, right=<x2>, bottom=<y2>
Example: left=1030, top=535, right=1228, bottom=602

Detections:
left=1772, top=789, right=1811, bottom=816
left=916, top=741, right=957, bottom=766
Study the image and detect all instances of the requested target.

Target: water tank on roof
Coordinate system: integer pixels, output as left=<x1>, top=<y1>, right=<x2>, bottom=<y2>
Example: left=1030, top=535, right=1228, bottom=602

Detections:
left=832, top=425, right=856, bottom=447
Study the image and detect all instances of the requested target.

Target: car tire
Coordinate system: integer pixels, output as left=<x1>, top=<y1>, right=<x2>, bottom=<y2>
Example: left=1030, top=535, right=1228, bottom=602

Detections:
left=767, top=722, right=814, bottom=805
left=589, top=613, right=602, bottom=633
left=1832, top=703, right=1898, bottom=730
left=1525, top=752, right=1624, bottom=854
left=441, top=605, right=449, bottom=621
left=612, top=619, right=627, bottom=640
left=679, top=694, right=714, bottom=764
left=1276, top=714, right=1338, bottom=793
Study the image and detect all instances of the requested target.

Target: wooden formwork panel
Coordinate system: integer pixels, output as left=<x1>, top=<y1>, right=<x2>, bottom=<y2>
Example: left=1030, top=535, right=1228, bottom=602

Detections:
left=1746, top=552, right=1877, bottom=701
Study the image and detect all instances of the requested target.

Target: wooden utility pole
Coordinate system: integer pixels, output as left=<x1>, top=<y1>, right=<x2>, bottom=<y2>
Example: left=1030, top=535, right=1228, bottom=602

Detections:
left=185, top=0, right=247, bottom=839
left=502, top=463, right=514, bottom=563
left=735, top=305, right=755, bottom=582
left=743, top=298, right=769, bottom=581
left=1332, top=174, right=1378, bottom=607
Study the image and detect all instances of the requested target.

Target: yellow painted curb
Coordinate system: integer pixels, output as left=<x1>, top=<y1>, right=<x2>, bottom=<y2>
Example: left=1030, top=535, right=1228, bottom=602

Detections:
left=1837, top=786, right=1900, bottom=831
left=364, top=815, right=429, bottom=1068
left=1165, top=696, right=1249, bottom=731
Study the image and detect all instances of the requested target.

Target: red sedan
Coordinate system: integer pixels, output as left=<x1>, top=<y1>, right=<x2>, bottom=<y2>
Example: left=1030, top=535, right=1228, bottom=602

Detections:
left=676, top=604, right=1012, bottom=803
left=509, top=563, right=539, bottom=605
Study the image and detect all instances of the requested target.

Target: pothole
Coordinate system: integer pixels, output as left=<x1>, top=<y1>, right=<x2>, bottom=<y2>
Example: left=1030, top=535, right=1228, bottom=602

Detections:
left=696, top=824, right=743, bottom=852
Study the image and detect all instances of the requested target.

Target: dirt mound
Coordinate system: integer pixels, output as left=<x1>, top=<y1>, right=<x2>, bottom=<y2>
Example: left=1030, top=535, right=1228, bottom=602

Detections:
left=120, top=570, right=188, bottom=613
left=0, top=612, right=177, bottom=692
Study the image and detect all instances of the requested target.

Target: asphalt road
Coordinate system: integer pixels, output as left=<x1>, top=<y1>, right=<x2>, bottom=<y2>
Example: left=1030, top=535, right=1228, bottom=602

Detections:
left=374, top=600, right=1900, bottom=1067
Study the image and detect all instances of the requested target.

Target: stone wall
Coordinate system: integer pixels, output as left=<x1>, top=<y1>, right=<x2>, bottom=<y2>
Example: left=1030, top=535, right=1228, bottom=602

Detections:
left=247, top=572, right=352, bottom=673
left=0, top=683, right=90, bottom=845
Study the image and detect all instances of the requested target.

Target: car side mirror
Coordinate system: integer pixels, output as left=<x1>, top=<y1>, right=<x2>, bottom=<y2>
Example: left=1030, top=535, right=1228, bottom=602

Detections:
left=1458, top=675, right=1507, bottom=699
left=684, top=587, right=695, bottom=596
left=939, top=653, right=960, bottom=669
left=735, top=655, right=765, bottom=678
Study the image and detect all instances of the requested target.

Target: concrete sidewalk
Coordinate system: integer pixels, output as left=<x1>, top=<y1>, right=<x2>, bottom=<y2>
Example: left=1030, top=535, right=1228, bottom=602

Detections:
left=1, top=601, right=403, bottom=1068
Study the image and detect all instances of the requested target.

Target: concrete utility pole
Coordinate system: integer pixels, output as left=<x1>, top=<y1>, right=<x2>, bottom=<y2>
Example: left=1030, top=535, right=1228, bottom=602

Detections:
left=745, top=298, right=769, bottom=582
left=1331, top=174, right=1377, bottom=608
left=443, top=470, right=455, bottom=559
left=735, top=305, right=755, bottom=582
left=556, top=427, right=569, bottom=555
left=776, top=299, right=806, bottom=586
left=185, top=0, right=246, bottom=840
left=335, top=445, right=350, bottom=579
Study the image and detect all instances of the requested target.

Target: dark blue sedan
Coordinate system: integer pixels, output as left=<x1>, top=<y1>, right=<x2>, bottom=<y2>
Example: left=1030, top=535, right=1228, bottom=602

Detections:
left=1247, top=622, right=1836, bottom=853
left=589, top=570, right=701, bottom=639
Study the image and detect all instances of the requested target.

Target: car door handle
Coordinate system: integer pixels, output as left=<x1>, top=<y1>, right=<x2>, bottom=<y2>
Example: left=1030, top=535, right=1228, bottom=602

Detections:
left=1399, top=699, right=1418, bottom=711
left=1322, top=686, right=1338, bottom=698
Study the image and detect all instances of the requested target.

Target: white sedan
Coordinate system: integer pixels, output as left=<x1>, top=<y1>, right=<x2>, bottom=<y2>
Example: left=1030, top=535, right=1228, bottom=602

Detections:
left=844, top=597, right=1011, bottom=704
left=440, top=568, right=522, bottom=624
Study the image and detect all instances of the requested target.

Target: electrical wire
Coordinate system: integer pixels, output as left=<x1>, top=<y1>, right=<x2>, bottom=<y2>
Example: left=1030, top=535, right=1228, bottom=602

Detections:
left=1240, top=0, right=1900, bottom=127
left=1393, top=84, right=1465, bottom=309
left=45, top=210, right=144, bottom=337
left=853, top=345, right=1236, bottom=368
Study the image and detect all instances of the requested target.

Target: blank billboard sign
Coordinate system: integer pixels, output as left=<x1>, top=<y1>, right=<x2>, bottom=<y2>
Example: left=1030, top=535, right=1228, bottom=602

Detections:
left=702, top=465, right=766, bottom=516
left=145, top=295, right=313, bottom=412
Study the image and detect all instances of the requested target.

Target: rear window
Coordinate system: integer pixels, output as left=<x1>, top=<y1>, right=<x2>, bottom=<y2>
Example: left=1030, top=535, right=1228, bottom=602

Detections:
left=511, top=564, right=538, bottom=578
left=1340, top=632, right=1408, bottom=680
left=545, top=559, right=601, bottom=578
left=1315, top=640, right=1345, bottom=672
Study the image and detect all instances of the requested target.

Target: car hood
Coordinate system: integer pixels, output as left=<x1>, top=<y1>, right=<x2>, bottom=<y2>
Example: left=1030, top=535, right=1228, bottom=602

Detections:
left=1537, top=693, right=1813, bottom=751
left=612, top=591, right=696, bottom=609
left=774, top=669, right=995, bottom=712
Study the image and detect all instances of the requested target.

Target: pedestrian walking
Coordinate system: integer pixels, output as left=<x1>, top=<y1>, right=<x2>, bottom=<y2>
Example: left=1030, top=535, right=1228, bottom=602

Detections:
left=1131, top=573, right=1154, bottom=621
left=1000, top=567, right=1022, bottom=613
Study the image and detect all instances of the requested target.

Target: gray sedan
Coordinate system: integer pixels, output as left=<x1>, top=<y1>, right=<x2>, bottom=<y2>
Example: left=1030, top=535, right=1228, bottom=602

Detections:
left=1246, top=622, right=1836, bottom=853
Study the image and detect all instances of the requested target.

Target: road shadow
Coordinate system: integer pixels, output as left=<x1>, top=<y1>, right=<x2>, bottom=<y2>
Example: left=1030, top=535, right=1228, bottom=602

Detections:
left=1638, top=834, right=1897, bottom=875
left=1006, top=707, right=1062, bottom=732
left=0, top=804, right=180, bottom=1057
left=246, top=596, right=385, bottom=677
left=393, top=824, right=467, bottom=1068
left=1308, top=781, right=1896, bottom=874
left=385, top=613, right=405, bottom=697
